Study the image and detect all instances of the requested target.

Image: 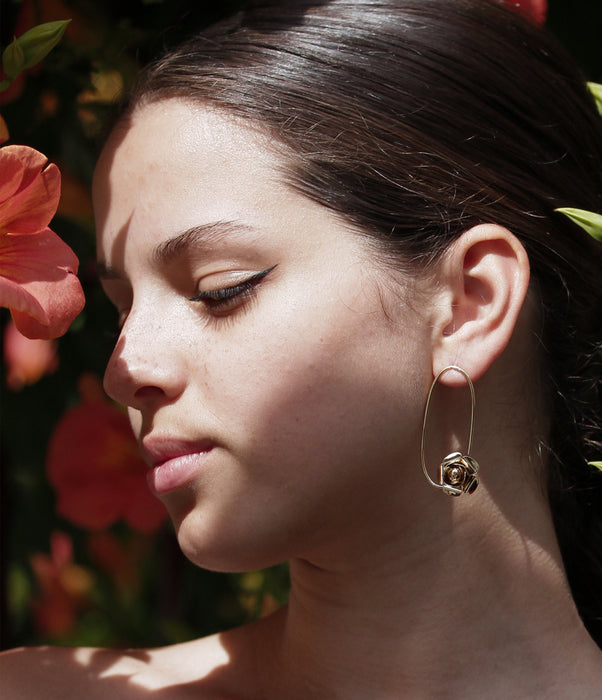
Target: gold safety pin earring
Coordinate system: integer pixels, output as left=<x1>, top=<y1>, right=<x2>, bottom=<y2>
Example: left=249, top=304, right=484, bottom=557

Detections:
left=420, top=365, right=480, bottom=497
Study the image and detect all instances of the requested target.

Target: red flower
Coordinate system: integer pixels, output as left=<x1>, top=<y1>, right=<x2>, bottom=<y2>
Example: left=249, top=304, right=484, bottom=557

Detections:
left=47, top=375, right=167, bottom=533
left=510, top=0, right=547, bottom=25
left=30, top=531, right=94, bottom=639
left=0, top=142, right=85, bottom=339
left=3, top=319, right=58, bottom=390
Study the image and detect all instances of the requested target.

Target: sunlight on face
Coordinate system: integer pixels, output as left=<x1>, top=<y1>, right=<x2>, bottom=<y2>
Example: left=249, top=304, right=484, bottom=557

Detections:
left=93, top=100, right=434, bottom=572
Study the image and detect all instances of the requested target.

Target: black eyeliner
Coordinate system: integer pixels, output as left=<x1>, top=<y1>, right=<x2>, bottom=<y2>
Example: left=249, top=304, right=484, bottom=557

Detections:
left=188, top=265, right=277, bottom=303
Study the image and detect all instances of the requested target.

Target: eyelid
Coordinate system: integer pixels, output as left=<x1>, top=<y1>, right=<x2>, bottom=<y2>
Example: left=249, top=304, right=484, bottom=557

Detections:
left=187, top=265, right=277, bottom=302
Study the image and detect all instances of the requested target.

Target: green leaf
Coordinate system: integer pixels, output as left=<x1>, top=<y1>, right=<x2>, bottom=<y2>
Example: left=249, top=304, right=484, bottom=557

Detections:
left=589, top=461, right=602, bottom=472
left=555, top=207, right=602, bottom=242
left=588, top=82, right=602, bottom=116
left=2, top=20, right=71, bottom=82
left=2, top=37, right=26, bottom=80
left=7, top=564, right=32, bottom=620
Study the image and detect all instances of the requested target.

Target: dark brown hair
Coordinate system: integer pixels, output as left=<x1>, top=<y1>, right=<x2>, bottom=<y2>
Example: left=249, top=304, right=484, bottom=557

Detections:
left=128, top=0, right=602, bottom=642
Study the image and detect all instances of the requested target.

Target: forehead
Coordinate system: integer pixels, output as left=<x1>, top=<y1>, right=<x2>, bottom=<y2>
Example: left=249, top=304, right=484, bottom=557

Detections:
left=95, top=99, right=280, bottom=184
left=93, top=100, right=287, bottom=254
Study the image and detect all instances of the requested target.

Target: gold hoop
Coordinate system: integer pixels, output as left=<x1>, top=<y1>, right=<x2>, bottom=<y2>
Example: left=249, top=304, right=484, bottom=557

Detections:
left=420, top=366, right=479, bottom=497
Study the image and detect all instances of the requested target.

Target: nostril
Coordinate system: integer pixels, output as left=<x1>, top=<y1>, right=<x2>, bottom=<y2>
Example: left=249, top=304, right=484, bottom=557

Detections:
left=134, top=385, right=168, bottom=402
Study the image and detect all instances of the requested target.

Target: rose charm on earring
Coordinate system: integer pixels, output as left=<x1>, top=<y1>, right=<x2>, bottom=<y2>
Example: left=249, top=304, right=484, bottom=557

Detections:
left=438, top=452, right=480, bottom=497
left=420, top=366, right=480, bottom=497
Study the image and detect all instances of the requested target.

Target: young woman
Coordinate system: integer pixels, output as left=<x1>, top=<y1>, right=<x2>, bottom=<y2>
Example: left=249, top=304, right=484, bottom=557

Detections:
left=3, top=0, right=602, bottom=696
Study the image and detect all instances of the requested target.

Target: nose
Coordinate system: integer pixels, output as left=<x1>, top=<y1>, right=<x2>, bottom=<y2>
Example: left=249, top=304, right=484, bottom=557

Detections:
left=103, top=303, right=186, bottom=410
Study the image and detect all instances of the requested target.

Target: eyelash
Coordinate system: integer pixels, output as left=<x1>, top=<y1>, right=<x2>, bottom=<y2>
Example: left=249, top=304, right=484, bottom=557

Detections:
left=188, top=265, right=276, bottom=313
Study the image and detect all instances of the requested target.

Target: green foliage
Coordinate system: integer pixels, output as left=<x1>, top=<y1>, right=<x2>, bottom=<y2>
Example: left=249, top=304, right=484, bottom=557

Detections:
left=588, top=82, right=602, bottom=115
left=556, top=207, right=602, bottom=242
left=1, top=20, right=71, bottom=89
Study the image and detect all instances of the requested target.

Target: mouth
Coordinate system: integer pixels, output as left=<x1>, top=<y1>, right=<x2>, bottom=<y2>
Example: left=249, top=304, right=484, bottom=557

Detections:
left=141, top=438, right=215, bottom=494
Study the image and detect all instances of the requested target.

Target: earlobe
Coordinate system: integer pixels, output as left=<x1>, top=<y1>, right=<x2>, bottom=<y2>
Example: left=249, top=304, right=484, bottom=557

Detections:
left=432, top=224, right=530, bottom=385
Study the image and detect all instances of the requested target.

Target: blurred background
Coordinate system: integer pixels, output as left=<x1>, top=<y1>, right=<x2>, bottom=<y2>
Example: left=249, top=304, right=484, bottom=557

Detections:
left=1, top=0, right=601, bottom=650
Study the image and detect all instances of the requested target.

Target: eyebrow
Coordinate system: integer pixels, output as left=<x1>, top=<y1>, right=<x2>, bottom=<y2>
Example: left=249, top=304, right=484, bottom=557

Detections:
left=97, top=220, right=256, bottom=280
left=152, top=220, right=255, bottom=266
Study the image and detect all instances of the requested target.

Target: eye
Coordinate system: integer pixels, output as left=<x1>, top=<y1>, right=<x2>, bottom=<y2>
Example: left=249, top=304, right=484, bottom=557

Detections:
left=188, top=265, right=276, bottom=314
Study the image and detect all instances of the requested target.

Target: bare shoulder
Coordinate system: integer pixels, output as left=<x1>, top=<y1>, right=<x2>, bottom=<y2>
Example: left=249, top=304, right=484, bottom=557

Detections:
left=0, top=611, right=282, bottom=700
left=0, top=637, right=236, bottom=699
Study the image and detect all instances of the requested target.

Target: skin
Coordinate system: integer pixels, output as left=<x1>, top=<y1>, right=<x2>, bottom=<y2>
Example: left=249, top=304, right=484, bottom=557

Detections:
left=2, top=99, right=602, bottom=698
left=96, top=100, right=434, bottom=574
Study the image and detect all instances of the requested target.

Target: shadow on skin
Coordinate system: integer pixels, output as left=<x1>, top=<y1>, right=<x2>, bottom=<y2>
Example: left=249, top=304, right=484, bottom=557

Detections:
left=2, top=618, right=270, bottom=699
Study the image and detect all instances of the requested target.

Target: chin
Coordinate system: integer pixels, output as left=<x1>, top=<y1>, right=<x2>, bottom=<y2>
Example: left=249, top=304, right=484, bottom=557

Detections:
left=171, top=505, right=288, bottom=574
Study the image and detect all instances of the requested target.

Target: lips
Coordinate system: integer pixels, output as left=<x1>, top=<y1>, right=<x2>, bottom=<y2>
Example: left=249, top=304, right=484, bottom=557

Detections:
left=141, top=437, right=214, bottom=494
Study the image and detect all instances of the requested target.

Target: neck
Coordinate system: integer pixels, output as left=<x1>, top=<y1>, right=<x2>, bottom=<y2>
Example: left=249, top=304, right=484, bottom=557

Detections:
left=265, top=484, right=598, bottom=699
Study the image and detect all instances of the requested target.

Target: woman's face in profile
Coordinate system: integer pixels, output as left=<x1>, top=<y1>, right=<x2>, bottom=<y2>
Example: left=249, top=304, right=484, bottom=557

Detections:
left=93, top=99, right=434, bottom=572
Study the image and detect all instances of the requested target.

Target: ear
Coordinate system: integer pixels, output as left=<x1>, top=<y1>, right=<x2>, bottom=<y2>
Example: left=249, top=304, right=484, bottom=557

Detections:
left=431, top=224, right=530, bottom=385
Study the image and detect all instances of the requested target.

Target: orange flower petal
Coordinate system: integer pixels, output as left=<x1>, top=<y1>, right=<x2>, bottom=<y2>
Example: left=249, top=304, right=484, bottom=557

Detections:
left=0, top=149, right=26, bottom=202
left=4, top=319, right=58, bottom=390
left=0, top=273, right=47, bottom=323
left=10, top=271, right=85, bottom=339
left=1, top=145, right=49, bottom=192
left=0, top=146, right=60, bottom=234
left=0, top=228, right=85, bottom=339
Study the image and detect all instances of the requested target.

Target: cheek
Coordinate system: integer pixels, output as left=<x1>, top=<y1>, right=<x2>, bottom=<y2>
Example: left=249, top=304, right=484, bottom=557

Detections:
left=203, top=284, right=427, bottom=476
left=175, top=298, right=428, bottom=570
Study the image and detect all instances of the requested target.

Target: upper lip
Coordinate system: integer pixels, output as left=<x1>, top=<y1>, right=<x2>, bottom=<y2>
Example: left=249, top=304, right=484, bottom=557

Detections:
left=140, top=436, right=215, bottom=468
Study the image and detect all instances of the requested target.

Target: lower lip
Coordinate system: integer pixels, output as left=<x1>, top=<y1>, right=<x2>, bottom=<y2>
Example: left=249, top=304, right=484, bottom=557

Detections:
left=148, top=450, right=213, bottom=494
